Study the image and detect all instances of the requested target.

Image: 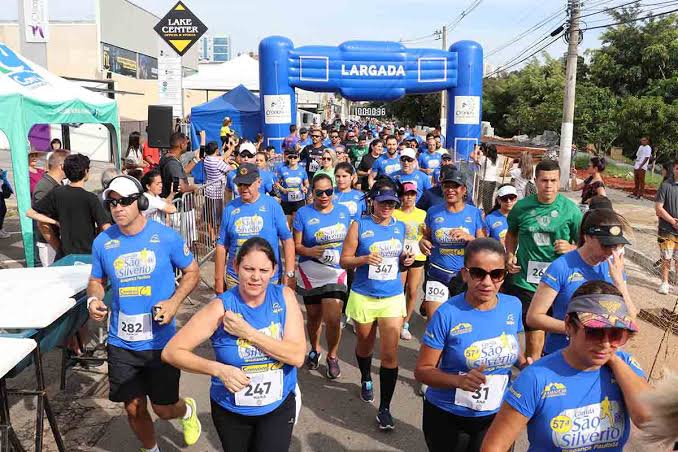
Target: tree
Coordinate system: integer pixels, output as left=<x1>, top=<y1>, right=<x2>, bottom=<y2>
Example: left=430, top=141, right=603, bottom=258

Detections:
left=373, top=93, right=440, bottom=126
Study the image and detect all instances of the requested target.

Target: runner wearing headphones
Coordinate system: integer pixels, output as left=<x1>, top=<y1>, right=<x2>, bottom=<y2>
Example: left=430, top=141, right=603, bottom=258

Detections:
left=87, top=176, right=201, bottom=452
left=415, top=239, right=528, bottom=452
left=162, top=238, right=305, bottom=452
left=393, top=182, right=426, bottom=341
left=294, top=174, right=351, bottom=378
left=340, top=177, right=415, bottom=430
left=482, top=281, right=650, bottom=452
left=419, top=168, right=485, bottom=319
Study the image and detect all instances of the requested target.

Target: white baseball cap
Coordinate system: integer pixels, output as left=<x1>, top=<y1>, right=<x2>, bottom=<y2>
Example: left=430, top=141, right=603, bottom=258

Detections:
left=497, top=185, right=518, bottom=198
left=102, top=176, right=141, bottom=200
left=400, top=148, right=417, bottom=160
left=239, top=142, right=257, bottom=155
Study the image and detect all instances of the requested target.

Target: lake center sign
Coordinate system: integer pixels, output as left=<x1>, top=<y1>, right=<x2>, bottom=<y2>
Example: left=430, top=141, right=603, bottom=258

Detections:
left=154, top=1, right=207, bottom=56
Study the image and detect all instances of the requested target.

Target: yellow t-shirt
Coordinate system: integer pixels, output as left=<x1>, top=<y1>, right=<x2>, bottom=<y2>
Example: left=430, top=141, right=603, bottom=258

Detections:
left=220, top=125, right=232, bottom=137
left=394, top=208, right=426, bottom=261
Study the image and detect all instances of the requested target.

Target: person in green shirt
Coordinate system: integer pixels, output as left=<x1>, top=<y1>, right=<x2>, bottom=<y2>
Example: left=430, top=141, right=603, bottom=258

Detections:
left=349, top=134, right=369, bottom=167
left=504, top=159, right=582, bottom=361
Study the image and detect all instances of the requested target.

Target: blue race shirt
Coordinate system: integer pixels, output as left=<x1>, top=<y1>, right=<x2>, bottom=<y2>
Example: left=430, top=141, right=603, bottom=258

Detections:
left=276, top=165, right=308, bottom=203
left=293, top=204, right=351, bottom=268
left=226, top=170, right=239, bottom=197
left=299, top=137, right=312, bottom=147
left=333, top=189, right=366, bottom=222
left=540, top=251, right=623, bottom=354
left=210, top=285, right=297, bottom=416
left=217, top=195, right=292, bottom=281
left=484, top=210, right=509, bottom=242
left=392, top=169, right=432, bottom=202
left=91, top=221, right=194, bottom=351
left=371, top=154, right=401, bottom=177
left=506, top=350, right=644, bottom=452
left=423, top=293, right=523, bottom=417
left=352, top=216, right=406, bottom=298
left=419, top=150, right=441, bottom=172
left=259, top=169, right=276, bottom=195
left=426, top=203, right=484, bottom=273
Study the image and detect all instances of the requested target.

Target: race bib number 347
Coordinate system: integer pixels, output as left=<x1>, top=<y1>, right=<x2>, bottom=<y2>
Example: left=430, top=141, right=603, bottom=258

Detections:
left=369, top=257, right=399, bottom=281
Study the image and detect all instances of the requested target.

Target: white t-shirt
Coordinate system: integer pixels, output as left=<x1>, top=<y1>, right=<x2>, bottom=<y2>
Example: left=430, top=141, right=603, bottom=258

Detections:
left=634, top=145, right=652, bottom=170
left=510, top=167, right=528, bottom=200
left=142, top=193, right=170, bottom=221
left=479, top=156, right=498, bottom=182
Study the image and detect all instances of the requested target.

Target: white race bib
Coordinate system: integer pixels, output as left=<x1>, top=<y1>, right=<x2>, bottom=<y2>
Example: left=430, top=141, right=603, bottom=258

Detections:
left=527, top=261, right=549, bottom=284
left=454, top=374, right=509, bottom=412
left=235, top=369, right=284, bottom=407
left=425, top=280, right=449, bottom=303
left=368, top=257, right=399, bottom=280
left=117, top=312, right=153, bottom=342
left=288, top=189, right=304, bottom=202
left=321, top=249, right=340, bottom=266
left=309, top=160, right=320, bottom=172
left=533, top=232, right=551, bottom=247
left=404, top=239, right=419, bottom=256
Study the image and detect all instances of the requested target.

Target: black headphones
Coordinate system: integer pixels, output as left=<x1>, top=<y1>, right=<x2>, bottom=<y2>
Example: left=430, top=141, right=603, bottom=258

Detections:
left=106, top=175, right=149, bottom=211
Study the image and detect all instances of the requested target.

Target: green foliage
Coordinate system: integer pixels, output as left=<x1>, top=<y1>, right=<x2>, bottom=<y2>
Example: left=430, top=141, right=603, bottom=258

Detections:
left=372, top=93, right=441, bottom=127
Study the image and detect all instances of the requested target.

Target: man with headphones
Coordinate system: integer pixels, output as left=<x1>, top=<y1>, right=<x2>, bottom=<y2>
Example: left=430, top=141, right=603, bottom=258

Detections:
left=87, top=175, right=202, bottom=452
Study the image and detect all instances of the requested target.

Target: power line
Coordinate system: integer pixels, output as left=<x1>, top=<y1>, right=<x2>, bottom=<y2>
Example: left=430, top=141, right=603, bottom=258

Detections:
left=579, top=0, right=678, bottom=19
left=485, top=35, right=563, bottom=78
left=399, top=0, right=484, bottom=44
left=586, top=5, right=678, bottom=28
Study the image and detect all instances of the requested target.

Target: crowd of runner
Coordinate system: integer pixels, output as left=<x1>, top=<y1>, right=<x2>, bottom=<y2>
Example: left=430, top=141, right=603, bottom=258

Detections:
left=70, top=116, right=678, bottom=452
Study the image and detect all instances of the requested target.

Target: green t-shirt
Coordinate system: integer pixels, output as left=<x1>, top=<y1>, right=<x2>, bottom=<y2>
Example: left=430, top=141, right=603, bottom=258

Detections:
left=350, top=146, right=369, bottom=166
left=507, top=193, right=582, bottom=291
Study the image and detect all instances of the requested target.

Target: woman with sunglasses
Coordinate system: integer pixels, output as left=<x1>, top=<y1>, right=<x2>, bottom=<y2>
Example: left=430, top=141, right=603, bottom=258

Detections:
left=294, top=174, right=351, bottom=379
left=420, top=168, right=485, bottom=319
left=415, top=238, right=527, bottom=452
left=526, top=208, right=637, bottom=356
left=392, top=148, right=431, bottom=202
left=482, top=280, right=650, bottom=452
left=313, top=148, right=337, bottom=186
left=340, top=177, right=415, bottom=431
left=275, top=150, right=309, bottom=228
left=484, top=184, right=518, bottom=245
left=393, top=182, right=427, bottom=341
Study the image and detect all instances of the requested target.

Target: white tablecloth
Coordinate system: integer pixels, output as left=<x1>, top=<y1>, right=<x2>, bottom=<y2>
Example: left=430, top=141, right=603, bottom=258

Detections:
left=0, top=338, right=37, bottom=378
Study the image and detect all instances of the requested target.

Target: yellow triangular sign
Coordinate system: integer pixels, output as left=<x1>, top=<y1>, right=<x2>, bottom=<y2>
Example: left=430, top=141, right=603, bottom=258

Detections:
left=174, top=3, right=186, bottom=10
left=169, top=39, right=191, bottom=53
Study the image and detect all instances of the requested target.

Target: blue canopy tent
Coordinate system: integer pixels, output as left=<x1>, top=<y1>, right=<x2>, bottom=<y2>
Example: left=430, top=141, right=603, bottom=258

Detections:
left=189, top=84, right=261, bottom=149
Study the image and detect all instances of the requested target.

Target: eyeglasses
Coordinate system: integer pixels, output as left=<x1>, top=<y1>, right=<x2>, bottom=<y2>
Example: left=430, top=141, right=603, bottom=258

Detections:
left=572, top=318, right=629, bottom=347
left=378, top=200, right=398, bottom=208
left=465, top=267, right=507, bottom=282
left=500, top=195, right=518, bottom=202
left=105, top=195, right=139, bottom=208
left=314, top=188, right=334, bottom=197
left=287, top=155, right=299, bottom=159
left=400, top=157, right=415, bottom=163
left=311, top=134, right=322, bottom=138
left=442, top=182, right=463, bottom=190
left=321, top=157, right=332, bottom=161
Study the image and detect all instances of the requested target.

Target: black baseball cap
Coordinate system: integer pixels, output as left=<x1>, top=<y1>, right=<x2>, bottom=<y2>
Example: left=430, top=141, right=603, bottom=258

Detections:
left=233, top=163, right=260, bottom=185
left=583, top=223, right=630, bottom=246
left=439, top=167, right=465, bottom=185
left=299, top=127, right=308, bottom=134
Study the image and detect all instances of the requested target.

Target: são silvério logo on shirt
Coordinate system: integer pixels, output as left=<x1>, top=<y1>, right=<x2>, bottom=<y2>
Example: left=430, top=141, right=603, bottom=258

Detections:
left=435, top=227, right=471, bottom=245
left=113, top=249, right=157, bottom=280
left=284, top=176, right=302, bottom=188
left=234, top=215, right=264, bottom=235
left=236, top=321, right=282, bottom=362
left=368, top=238, right=402, bottom=258
left=463, top=332, right=519, bottom=370
left=314, top=223, right=348, bottom=244
left=549, top=397, right=625, bottom=449
left=449, top=322, right=473, bottom=336
left=542, top=382, right=568, bottom=398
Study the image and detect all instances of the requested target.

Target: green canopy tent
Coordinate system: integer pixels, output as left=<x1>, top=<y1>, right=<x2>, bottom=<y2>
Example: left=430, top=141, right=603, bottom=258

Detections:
left=0, top=43, right=121, bottom=266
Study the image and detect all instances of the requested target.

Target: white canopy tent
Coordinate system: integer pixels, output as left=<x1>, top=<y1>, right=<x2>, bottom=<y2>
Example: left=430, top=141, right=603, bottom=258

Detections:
left=183, top=54, right=259, bottom=91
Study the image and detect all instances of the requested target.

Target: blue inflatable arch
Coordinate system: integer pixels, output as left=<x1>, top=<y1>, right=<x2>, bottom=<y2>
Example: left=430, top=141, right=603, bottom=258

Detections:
left=258, top=36, right=483, bottom=160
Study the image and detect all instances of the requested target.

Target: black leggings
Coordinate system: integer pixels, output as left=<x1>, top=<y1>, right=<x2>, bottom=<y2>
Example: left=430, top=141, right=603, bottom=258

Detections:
left=210, top=393, right=296, bottom=452
left=422, top=399, right=495, bottom=452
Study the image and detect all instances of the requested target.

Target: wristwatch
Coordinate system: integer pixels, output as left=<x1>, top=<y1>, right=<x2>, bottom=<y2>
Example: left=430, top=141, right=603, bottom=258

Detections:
left=285, top=271, right=295, bottom=278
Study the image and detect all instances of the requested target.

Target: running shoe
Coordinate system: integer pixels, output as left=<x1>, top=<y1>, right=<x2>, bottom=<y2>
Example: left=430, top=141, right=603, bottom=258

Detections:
left=180, top=397, right=201, bottom=446
left=306, top=350, right=321, bottom=370
left=326, top=356, right=341, bottom=379
left=419, top=383, right=429, bottom=396
left=376, top=408, right=395, bottom=430
left=400, top=323, right=412, bottom=341
left=658, top=282, right=670, bottom=295
left=360, top=380, right=374, bottom=403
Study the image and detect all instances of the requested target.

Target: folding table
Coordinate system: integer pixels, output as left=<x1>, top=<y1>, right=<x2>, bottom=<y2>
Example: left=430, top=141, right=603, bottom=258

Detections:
left=0, top=338, right=37, bottom=452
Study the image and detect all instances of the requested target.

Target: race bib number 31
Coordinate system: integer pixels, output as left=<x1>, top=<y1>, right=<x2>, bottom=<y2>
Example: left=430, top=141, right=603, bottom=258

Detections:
left=117, top=312, right=153, bottom=342
left=235, top=369, right=283, bottom=407
left=527, top=261, right=549, bottom=284
left=454, top=374, right=509, bottom=412
left=369, top=257, right=399, bottom=281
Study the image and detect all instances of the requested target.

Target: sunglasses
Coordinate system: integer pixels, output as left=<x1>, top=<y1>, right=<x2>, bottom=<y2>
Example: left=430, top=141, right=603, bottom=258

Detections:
left=572, top=318, right=629, bottom=347
left=378, top=200, right=398, bottom=208
left=311, top=134, right=322, bottom=138
left=287, top=155, right=299, bottom=159
left=321, top=157, right=333, bottom=161
left=314, top=188, right=334, bottom=197
left=500, top=195, right=518, bottom=202
left=442, top=182, right=463, bottom=190
left=106, top=195, right=139, bottom=208
left=465, top=267, right=507, bottom=282
left=400, top=157, right=415, bottom=163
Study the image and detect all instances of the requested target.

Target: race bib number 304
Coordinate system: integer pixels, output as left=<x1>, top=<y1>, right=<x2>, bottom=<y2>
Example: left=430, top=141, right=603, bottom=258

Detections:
left=235, top=369, right=283, bottom=407
left=117, top=312, right=153, bottom=342
left=454, top=374, right=509, bottom=412
left=369, top=257, right=399, bottom=281
left=425, top=280, right=449, bottom=303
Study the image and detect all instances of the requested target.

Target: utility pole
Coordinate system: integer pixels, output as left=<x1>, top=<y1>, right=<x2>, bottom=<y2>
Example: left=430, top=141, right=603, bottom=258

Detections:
left=439, top=26, right=448, bottom=133
left=558, top=0, right=581, bottom=190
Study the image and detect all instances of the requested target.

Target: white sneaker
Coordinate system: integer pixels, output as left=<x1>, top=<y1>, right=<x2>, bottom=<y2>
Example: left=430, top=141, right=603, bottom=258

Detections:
left=0, top=229, right=10, bottom=239
left=400, top=323, right=412, bottom=341
left=658, top=282, right=670, bottom=295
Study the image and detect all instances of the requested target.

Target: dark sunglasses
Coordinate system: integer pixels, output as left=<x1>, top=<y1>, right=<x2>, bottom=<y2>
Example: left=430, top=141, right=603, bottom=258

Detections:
left=400, top=157, right=415, bottom=163
left=465, top=267, right=506, bottom=282
left=287, top=155, right=299, bottom=159
left=442, top=182, right=463, bottom=190
left=311, top=134, right=322, bottom=138
left=321, top=157, right=332, bottom=161
left=106, top=195, right=139, bottom=208
left=500, top=195, right=517, bottom=202
left=314, top=188, right=334, bottom=197
left=573, top=318, right=629, bottom=347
